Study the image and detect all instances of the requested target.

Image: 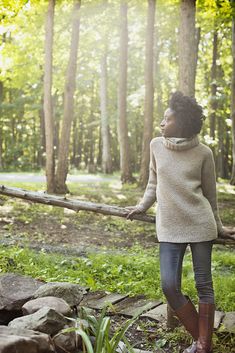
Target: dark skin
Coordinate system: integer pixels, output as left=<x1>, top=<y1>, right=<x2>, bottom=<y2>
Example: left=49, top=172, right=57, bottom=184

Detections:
left=125, top=108, right=235, bottom=239
left=160, top=108, right=184, bottom=138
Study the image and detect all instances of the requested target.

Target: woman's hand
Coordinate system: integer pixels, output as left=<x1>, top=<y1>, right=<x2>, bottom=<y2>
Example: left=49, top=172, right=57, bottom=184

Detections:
left=218, top=226, right=235, bottom=240
left=125, top=206, right=145, bottom=221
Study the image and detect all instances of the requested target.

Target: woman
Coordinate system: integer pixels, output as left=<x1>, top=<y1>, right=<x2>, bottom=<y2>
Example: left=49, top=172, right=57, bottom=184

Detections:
left=125, top=91, right=235, bottom=353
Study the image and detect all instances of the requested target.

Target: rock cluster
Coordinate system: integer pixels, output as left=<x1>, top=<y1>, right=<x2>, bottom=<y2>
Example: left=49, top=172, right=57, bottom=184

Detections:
left=0, top=273, right=87, bottom=353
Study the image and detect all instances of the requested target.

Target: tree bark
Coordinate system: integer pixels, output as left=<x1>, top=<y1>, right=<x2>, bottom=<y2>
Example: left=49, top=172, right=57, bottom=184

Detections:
left=88, top=81, right=96, bottom=173
left=178, top=0, right=196, bottom=97
left=118, top=0, right=135, bottom=183
left=210, top=30, right=218, bottom=162
left=55, top=0, right=81, bottom=193
left=100, top=44, right=113, bottom=174
left=38, top=95, right=46, bottom=168
left=0, top=81, right=3, bottom=170
left=43, top=0, right=55, bottom=193
left=139, top=0, right=156, bottom=188
left=230, top=0, right=235, bottom=185
left=217, top=115, right=225, bottom=178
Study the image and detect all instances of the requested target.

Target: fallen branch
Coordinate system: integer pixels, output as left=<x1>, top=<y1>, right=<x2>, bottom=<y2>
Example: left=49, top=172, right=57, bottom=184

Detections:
left=0, top=185, right=154, bottom=223
left=0, top=185, right=234, bottom=245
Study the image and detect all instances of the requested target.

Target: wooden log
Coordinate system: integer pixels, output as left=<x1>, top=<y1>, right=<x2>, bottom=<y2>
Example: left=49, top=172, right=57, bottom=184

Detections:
left=0, top=184, right=234, bottom=245
left=0, top=185, right=154, bottom=223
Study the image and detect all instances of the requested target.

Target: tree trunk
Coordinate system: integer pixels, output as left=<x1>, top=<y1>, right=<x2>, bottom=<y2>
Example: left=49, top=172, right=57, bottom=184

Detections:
left=118, top=0, right=135, bottom=183
left=230, top=0, right=235, bottom=185
left=217, top=116, right=225, bottom=178
left=210, top=31, right=218, bottom=161
left=88, top=81, right=96, bottom=173
left=38, top=95, right=46, bottom=168
left=0, top=81, right=3, bottom=170
left=100, top=45, right=113, bottom=174
left=139, top=0, right=156, bottom=188
left=43, top=0, right=55, bottom=193
left=55, top=0, right=81, bottom=193
left=178, top=0, right=196, bottom=97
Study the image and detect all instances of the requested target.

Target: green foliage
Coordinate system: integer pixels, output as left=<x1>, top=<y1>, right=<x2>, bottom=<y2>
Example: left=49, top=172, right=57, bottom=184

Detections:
left=0, top=244, right=234, bottom=312
left=0, top=1, right=234, bottom=172
left=59, top=305, right=137, bottom=353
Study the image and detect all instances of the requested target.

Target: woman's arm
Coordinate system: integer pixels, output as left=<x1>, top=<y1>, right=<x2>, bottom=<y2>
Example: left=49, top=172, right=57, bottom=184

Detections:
left=201, top=149, right=224, bottom=236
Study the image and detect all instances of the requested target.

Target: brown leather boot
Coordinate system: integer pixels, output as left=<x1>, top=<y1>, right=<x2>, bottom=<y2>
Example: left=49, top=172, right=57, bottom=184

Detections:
left=196, top=302, right=215, bottom=353
left=172, top=296, right=199, bottom=353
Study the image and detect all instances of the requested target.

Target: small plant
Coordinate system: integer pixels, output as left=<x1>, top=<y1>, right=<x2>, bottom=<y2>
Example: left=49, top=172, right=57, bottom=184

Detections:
left=60, top=304, right=138, bottom=353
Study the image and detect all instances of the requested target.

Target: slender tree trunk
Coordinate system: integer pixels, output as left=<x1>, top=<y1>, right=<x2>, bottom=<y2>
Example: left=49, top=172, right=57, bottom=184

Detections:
left=88, top=81, right=96, bottom=173
left=139, top=0, right=156, bottom=188
left=97, top=122, right=102, bottom=169
left=77, top=114, right=83, bottom=168
left=225, top=128, right=231, bottom=178
left=118, top=0, right=135, bottom=183
left=55, top=0, right=81, bottom=193
left=210, top=31, right=218, bottom=161
left=178, top=0, right=196, bottom=97
left=217, top=116, right=225, bottom=178
left=43, top=0, right=55, bottom=193
left=100, top=45, right=112, bottom=174
left=71, top=117, right=77, bottom=167
left=0, top=81, right=3, bottom=170
left=194, top=26, right=201, bottom=83
left=154, top=22, right=164, bottom=125
left=38, top=95, right=46, bottom=168
left=231, top=0, right=235, bottom=184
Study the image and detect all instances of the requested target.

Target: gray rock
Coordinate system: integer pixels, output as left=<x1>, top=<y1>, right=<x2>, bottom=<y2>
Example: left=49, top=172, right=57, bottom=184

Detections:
left=0, top=325, right=55, bottom=353
left=22, top=296, right=72, bottom=316
left=53, top=329, right=80, bottom=353
left=0, top=273, right=44, bottom=311
left=33, top=282, right=86, bottom=307
left=0, top=335, right=38, bottom=353
left=219, top=312, right=235, bottom=333
left=8, top=307, right=67, bottom=336
left=140, top=303, right=167, bottom=322
left=214, top=310, right=225, bottom=329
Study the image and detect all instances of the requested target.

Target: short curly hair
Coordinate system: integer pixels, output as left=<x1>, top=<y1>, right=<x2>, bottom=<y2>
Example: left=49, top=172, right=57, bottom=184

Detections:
left=168, top=91, right=205, bottom=137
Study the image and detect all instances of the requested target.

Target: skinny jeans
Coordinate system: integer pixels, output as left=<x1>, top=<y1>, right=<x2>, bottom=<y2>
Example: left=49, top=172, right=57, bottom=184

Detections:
left=159, top=241, right=215, bottom=310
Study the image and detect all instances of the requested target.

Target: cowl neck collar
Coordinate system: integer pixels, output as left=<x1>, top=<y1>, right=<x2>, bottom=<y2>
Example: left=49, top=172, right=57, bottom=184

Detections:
left=163, top=134, right=199, bottom=151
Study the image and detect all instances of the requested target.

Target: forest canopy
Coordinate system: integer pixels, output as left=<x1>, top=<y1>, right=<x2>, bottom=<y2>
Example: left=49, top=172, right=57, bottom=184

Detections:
left=0, top=0, right=235, bottom=191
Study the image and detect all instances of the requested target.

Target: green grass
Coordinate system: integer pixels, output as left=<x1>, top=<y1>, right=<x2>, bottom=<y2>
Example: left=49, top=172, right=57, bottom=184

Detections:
left=0, top=244, right=234, bottom=312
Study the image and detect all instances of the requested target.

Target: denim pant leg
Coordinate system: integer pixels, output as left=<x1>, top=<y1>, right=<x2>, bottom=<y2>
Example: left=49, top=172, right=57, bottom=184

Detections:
left=190, top=241, right=215, bottom=304
left=159, top=242, right=189, bottom=310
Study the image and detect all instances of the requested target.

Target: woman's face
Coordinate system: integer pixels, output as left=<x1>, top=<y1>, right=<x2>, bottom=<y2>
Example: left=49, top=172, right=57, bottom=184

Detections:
left=160, top=108, right=183, bottom=138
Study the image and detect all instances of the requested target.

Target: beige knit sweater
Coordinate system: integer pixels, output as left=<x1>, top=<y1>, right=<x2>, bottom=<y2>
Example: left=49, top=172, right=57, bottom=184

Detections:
left=136, top=134, right=223, bottom=242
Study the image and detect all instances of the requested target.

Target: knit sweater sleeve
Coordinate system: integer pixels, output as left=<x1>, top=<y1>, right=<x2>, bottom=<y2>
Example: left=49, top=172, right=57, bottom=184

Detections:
left=136, top=140, right=157, bottom=212
left=201, top=149, right=224, bottom=235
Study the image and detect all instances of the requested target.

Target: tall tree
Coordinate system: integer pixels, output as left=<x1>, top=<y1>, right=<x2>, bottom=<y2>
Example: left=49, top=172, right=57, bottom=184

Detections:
left=55, top=0, right=81, bottom=193
left=139, top=0, right=156, bottom=188
left=100, top=42, right=112, bottom=174
left=231, top=0, right=235, bottom=185
left=209, top=30, right=218, bottom=161
left=118, top=0, right=135, bottom=183
left=178, top=0, right=196, bottom=96
left=43, top=0, right=55, bottom=193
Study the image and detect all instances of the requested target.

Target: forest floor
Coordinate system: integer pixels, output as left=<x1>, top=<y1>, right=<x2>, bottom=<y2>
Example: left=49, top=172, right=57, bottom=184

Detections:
left=0, top=173, right=235, bottom=352
left=0, top=172, right=234, bottom=253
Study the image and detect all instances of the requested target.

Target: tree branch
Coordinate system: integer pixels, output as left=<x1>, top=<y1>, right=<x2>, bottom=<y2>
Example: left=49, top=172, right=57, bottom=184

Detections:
left=0, top=185, right=234, bottom=245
